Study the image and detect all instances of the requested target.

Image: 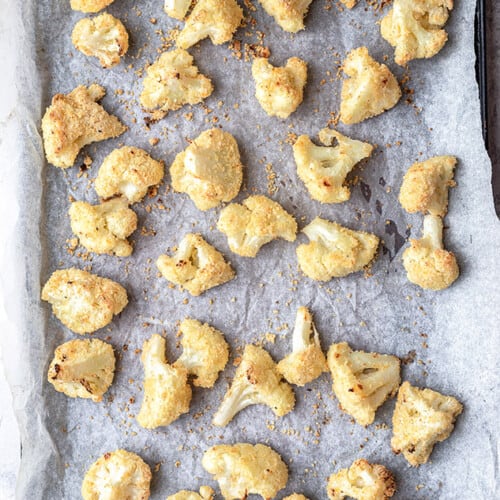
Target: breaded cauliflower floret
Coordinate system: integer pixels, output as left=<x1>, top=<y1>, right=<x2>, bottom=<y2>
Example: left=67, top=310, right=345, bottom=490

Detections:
left=252, top=57, right=307, bottom=119
left=137, top=334, right=192, bottom=429
left=157, top=234, right=235, bottom=296
left=47, top=339, right=115, bottom=402
left=277, top=307, right=328, bottom=386
left=69, top=197, right=137, bottom=257
left=71, top=0, right=115, bottom=13
left=41, top=84, right=126, bottom=168
left=167, top=486, right=214, bottom=500
left=284, top=495, right=309, bottom=500
left=173, top=318, right=229, bottom=388
left=293, top=128, right=373, bottom=203
left=296, top=217, right=379, bottom=281
left=176, top=0, right=243, bottom=49
left=140, top=49, right=213, bottom=117
left=257, top=0, right=313, bottom=32
left=327, top=459, right=396, bottom=500
left=202, top=443, right=288, bottom=499
left=164, top=0, right=192, bottom=20
left=170, top=128, right=243, bottom=210
left=391, top=381, right=463, bottom=466
left=72, top=13, right=129, bottom=69
left=81, top=449, right=152, bottom=500
left=41, top=268, right=128, bottom=335
left=340, top=0, right=357, bottom=8
left=340, top=47, right=401, bottom=125
left=327, top=342, right=400, bottom=426
left=399, top=156, right=457, bottom=216
left=217, top=195, right=297, bottom=257
left=381, top=0, right=454, bottom=66
left=402, top=214, right=459, bottom=290
left=213, top=344, right=295, bottom=426
left=94, top=146, right=164, bottom=203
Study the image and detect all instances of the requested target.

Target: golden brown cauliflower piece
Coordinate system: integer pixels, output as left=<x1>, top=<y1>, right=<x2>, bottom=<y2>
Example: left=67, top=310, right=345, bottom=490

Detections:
left=202, top=443, right=288, bottom=499
left=47, top=339, right=115, bottom=402
left=69, top=198, right=137, bottom=257
left=257, top=0, right=313, bottom=32
left=296, top=217, right=379, bottom=281
left=381, top=0, right=454, bottom=66
left=71, top=0, right=115, bottom=13
left=391, top=381, right=463, bottom=466
left=283, top=495, right=309, bottom=500
left=293, top=128, right=373, bottom=203
left=156, top=234, right=235, bottom=296
left=164, top=0, right=192, bottom=20
left=402, top=214, right=459, bottom=290
left=217, top=195, right=297, bottom=257
left=81, top=449, right=152, bottom=500
left=176, top=0, right=243, bottom=49
left=170, top=128, right=243, bottom=210
left=173, top=318, right=229, bottom=388
left=72, top=13, right=129, bottom=69
left=41, top=268, right=128, bottom=335
left=399, top=156, right=457, bottom=216
left=277, top=307, right=328, bottom=386
left=327, top=342, right=400, bottom=426
left=340, top=47, right=401, bottom=125
left=41, top=84, right=126, bottom=168
left=137, top=334, right=192, bottom=429
left=339, top=0, right=357, bottom=8
left=94, top=146, right=165, bottom=204
left=166, top=486, right=214, bottom=500
left=252, top=57, right=308, bottom=119
left=327, top=459, right=396, bottom=500
left=213, top=344, right=295, bottom=426
left=140, top=49, right=213, bottom=117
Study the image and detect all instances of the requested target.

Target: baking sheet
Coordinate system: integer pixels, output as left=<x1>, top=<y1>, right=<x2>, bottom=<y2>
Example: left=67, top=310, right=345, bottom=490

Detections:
left=1, top=0, right=500, bottom=498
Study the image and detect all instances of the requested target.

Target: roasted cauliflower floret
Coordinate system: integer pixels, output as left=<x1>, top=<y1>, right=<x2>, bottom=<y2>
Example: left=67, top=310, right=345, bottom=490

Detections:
left=252, top=57, right=307, bottom=119
left=327, top=459, right=396, bottom=500
left=327, top=342, right=400, bottom=426
left=277, top=307, right=328, bottom=386
left=41, top=268, right=128, bottom=335
left=167, top=486, right=214, bottom=500
left=217, top=195, right=297, bottom=257
left=202, top=443, right=288, bottom=499
left=402, top=214, right=459, bottom=290
left=164, top=0, right=192, bottom=20
left=72, top=13, right=129, bottom=69
left=213, top=344, right=295, bottom=426
left=296, top=217, right=379, bottom=281
left=137, top=334, right=192, bottom=429
left=41, top=84, right=126, bottom=168
left=140, top=49, right=213, bottom=117
left=94, top=146, right=165, bottom=203
left=399, top=156, right=457, bottom=216
left=69, top=198, right=138, bottom=257
left=293, top=128, right=373, bottom=203
left=170, top=128, right=243, bottom=210
left=176, top=0, right=243, bottom=49
left=257, top=0, right=313, bottom=32
left=157, top=234, right=235, bottom=296
left=381, top=0, right=454, bottom=66
left=391, top=381, right=463, bottom=466
left=81, top=449, right=152, bottom=500
left=284, top=495, right=309, bottom=500
left=71, top=0, right=115, bottom=13
left=339, top=0, right=357, bottom=8
left=340, top=47, right=401, bottom=125
left=47, top=339, right=115, bottom=402
left=173, top=318, right=229, bottom=388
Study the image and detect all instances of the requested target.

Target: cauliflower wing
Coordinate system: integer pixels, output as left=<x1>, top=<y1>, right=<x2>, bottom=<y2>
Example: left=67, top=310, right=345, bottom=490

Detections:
left=164, top=0, right=192, bottom=20
left=257, top=0, right=313, bottom=32
left=137, top=334, right=192, bottom=429
left=41, top=268, right=128, bottom=335
left=170, top=128, right=243, bottom=210
left=252, top=57, right=307, bottom=119
left=71, top=0, right=115, bottom=13
left=296, top=217, right=379, bottom=281
left=81, top=449, right=152, bottom=500
left=391, top=381, right=463, bottom=466
left=202, top=443, right=288, bottom=499
left=217, top=195, right=298, bottom=257
left=340, top=47, right=401, bottom=125
left=293, top=128, right=373, bottom=203
left=47, top=338, right=115, bottom=402
left=156, top=233, right=235, bottom=296
left=167, top=487, right=214, bottom=500
left=72, top=13, right=129, bottom=68
left=327, top=342, right=401, bottom=426
left=340, top=0, right=357, bottom=8
left=41, top=84, right=126, bottom=168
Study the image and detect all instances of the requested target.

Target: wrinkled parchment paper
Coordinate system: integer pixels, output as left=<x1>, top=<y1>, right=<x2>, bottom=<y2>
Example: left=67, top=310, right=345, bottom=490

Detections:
left=1, top=0, right=499, bottom=498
